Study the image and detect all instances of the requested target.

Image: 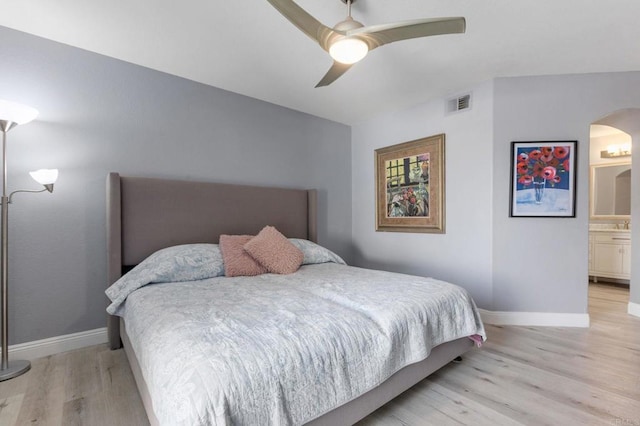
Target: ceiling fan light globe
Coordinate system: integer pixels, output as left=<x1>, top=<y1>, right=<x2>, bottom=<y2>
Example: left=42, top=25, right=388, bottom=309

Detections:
left=329, top=37, right=368, bottom=64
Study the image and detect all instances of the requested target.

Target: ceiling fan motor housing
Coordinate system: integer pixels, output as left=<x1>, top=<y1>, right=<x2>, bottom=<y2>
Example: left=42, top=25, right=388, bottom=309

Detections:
left=333, top=16, right=364, bottom=32
left=321, top=16, right=365, bottom=50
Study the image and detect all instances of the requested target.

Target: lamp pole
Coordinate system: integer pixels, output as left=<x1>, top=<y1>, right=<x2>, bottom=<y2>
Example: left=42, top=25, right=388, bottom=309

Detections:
left=0, top=120, right=31, bottom=379
left=0, top=120, right=30, bottom=379
left=0, top=100, right=55, bottom=382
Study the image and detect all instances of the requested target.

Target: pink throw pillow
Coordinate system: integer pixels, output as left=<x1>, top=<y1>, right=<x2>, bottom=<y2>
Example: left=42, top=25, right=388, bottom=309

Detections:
left=243, top=226, right=304, bottom=274
left=220, top=235, right=268, bottom=277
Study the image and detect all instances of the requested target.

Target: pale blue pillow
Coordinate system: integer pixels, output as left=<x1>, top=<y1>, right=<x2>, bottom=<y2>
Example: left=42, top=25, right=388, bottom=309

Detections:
left=288, top=239, right=346, bottom=265
left=106, top=244, right=224, bottom=315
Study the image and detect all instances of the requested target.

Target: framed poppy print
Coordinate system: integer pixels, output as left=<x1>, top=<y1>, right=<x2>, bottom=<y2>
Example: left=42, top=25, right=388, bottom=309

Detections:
left=375, top=134, right=445, bottom=233
left=510, top=140, right=577, bottom=217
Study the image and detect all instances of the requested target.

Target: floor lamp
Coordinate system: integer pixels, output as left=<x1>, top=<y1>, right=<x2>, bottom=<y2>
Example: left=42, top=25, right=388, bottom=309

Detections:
left=0, top=99, right=58, bottom=381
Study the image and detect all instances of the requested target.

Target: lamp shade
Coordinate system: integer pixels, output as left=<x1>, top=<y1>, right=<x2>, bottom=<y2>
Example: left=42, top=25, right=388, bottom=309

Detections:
left=329, top=37, right=368, bottom=64
left=29, top=169, right=58, bottom=185
left=0, top=99, right=39, bottom=125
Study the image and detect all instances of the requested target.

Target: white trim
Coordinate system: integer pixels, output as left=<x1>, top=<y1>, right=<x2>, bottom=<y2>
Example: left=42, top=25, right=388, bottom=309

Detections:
left=629, top=302, right=640, bottom=318
left=8, top=328, right=108, bottom=361
left=479, top=309, right=590, bottom=327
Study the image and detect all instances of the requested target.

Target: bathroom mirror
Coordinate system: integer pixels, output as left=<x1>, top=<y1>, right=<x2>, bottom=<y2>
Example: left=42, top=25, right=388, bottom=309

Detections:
left=590, top=162, right=631, bottom=218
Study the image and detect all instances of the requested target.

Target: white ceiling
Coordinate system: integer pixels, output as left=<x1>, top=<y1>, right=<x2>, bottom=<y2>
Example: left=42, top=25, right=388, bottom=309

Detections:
left=1, top=0, right=639, bottom=125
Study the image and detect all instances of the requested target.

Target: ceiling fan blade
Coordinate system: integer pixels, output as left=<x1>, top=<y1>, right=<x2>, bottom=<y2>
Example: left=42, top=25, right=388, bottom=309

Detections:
left=350, top=17, right=466, bottom=49
left=267, top=0, right=334, bottom=43
left=315, top=61, right=354, bottom=87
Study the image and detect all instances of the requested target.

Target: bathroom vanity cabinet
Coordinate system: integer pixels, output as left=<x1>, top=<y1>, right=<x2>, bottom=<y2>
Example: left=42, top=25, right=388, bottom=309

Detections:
left=589, top=230, right=631, bottom=281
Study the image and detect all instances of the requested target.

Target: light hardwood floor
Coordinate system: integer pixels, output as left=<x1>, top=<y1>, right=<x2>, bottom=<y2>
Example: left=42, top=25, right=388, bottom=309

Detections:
left=1, top=283, right=638, bottom=425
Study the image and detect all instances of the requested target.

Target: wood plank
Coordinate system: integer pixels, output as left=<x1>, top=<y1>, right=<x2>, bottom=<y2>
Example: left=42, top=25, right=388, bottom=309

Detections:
left=481, top=329, right=640, bottom=400
left=13, top=352, right=66, bottom=425
left=0, top=370, right=27, bottom=399
left=64, top=345, right=103, bottom=402
left=459, top=346, right=640, bottom=421
left=405, top=380, right=524, bottom=426
left=486, top=325, right=640, bottom=375
left=61, top=395, right=106, bottom=426
left=0, top=394, right=24, bottom=426
left=430, top=354, right=606, bottom=425
left=99, top=345, right=150, bottom=425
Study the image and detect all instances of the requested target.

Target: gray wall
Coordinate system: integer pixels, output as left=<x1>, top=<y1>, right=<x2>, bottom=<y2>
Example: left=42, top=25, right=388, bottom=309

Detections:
left=0, top=26, right=352, bottom=344
left=351, top=81, right=495, bottom=309
left=492, top=73, right=640, bottom=313
left=352, top=71, right=640, bottom=316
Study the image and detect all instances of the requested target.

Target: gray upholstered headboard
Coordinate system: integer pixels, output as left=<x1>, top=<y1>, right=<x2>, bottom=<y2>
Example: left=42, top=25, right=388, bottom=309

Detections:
left=106, top=172, right=318, bottom=349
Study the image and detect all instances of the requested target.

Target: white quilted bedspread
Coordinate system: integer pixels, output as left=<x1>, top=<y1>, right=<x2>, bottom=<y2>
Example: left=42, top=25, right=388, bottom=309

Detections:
left=118, top=263, right=485, bottom=425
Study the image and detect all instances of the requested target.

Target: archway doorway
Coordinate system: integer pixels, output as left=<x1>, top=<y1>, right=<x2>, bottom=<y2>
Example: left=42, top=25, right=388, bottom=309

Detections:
left=590, top=108, right=640, bottom=318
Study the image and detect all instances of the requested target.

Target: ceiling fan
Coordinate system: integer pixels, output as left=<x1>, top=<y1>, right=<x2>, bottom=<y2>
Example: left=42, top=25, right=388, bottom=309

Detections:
left=267, top=0, right=466, bottom=87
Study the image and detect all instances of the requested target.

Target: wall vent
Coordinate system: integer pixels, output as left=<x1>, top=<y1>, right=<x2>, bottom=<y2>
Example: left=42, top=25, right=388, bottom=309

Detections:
left=446, top=93, right=472, bottom=114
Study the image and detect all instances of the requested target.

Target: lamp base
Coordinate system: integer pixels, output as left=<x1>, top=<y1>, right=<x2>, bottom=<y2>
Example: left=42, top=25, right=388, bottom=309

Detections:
left=0, top=359, right=31, bottom=381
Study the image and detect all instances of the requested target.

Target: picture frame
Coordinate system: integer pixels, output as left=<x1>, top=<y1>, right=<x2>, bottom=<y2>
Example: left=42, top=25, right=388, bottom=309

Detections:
left=375, top=134, right=445, bottom=233
left=509, top=140, right=577, bottom=217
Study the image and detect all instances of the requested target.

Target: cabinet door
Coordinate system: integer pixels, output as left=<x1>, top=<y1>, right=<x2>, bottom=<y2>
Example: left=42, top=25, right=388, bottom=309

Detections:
left=593, top=243, right=622, bottom=275
left=621, top=243, right=631, bottom=276
left=588, top=235, right=594, bottom=274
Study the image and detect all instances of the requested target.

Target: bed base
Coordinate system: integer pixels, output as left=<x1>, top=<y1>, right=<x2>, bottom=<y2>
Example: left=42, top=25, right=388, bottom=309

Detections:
left=121, top=320, right=472, bottom=426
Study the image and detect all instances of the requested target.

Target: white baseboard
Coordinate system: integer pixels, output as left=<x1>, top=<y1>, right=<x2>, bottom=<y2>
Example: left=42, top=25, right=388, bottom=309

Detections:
left=629, top=302, right=640, bottom=318
left=7, top=327, right=108, bottom=361
left=479, top=309, right=590, bottom=327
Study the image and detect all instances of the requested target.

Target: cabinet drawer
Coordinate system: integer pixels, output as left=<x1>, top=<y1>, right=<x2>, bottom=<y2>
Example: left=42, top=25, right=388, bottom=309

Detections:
left=592, top=233, right=631, bottom=243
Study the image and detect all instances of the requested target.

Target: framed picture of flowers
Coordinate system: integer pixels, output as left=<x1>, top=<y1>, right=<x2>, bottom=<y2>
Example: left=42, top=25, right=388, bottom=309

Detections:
left=510, top=140, right=577, bottom=217
left=375, top=134, right=445, bottom=233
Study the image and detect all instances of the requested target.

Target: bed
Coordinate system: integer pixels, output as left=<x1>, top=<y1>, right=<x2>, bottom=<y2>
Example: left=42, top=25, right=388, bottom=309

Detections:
left=106, top=172, right=485, bottom=426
